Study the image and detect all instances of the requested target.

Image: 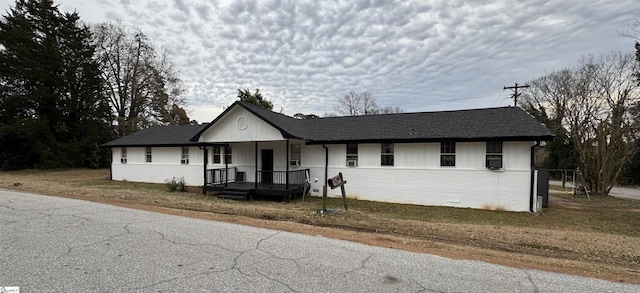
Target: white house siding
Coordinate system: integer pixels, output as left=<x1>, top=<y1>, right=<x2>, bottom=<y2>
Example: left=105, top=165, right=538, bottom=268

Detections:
left=394, top=143, right=439, bottom=167
left=456, top=142, right=486, bottom=169
left=301, top=141, right=534, bottom=211
left=110, top=102, right=537, bottom=211
left=112, top=147, right=123, bottom=163
left=314, top=168, right=531, bottom=211
left=111, top=146, right=204, bottom=186
left=205, top=140, right=308, bottom=183
left=110, top=140, right=534, bottom=210
left=199, top=107, right=284, bottom=142
left=205, top=143, right=256, bottom=167
left=205, top=142, right=260, bottom=182
left=503, top=142, right=532, bottom=170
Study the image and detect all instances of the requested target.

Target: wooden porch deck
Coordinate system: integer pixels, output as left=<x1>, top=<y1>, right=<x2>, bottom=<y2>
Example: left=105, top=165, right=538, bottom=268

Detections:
left=204, top=168, right=309, bottom=202
left=206, top=182, right=306, bottom=201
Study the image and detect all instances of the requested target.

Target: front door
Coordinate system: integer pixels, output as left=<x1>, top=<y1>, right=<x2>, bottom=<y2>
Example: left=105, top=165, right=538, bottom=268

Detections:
left=261, top=149, right=274, bottom=184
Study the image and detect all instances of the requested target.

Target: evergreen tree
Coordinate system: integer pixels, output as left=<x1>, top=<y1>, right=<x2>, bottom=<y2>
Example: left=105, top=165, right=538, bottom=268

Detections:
left=620, top=140, right=640, bottom=185
left=237, top=88, right=274, bottom=110
left=293, top=113, right=320, bottom=119
left=0, top=0, right=112, bottom=170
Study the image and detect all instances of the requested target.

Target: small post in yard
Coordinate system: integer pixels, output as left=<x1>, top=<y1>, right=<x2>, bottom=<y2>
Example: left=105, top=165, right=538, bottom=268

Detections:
left=327, top=172, right=348, bottom=211
left=322, top=185, right=327, bottom=212
left=339, top=172, right=348, bottom=210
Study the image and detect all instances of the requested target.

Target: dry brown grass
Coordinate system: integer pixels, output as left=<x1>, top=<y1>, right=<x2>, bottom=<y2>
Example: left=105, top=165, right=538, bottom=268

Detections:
left=1, top=169, right=639, bottom=284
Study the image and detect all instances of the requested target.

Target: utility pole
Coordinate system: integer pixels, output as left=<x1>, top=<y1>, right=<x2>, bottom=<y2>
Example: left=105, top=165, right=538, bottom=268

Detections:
left=503, top=82, right=530, bottom=107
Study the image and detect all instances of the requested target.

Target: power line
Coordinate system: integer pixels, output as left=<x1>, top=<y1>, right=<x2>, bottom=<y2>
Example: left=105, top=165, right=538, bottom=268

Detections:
left=503, top=82, right=530, bottom=107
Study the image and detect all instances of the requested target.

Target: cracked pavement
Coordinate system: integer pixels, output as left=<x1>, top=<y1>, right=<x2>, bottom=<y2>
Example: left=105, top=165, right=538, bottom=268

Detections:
left=1, top=189, right=639, bottom=292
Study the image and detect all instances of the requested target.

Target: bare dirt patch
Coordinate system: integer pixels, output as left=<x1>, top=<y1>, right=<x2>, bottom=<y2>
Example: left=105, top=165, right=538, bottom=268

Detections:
left=1, top=169, right=639, bottom=284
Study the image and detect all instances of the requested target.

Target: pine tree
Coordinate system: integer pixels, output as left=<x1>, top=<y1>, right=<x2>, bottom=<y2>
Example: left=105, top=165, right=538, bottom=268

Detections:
left=237, top=88, right=274, bottom=110
left=0, top=0, right=112, bottom=170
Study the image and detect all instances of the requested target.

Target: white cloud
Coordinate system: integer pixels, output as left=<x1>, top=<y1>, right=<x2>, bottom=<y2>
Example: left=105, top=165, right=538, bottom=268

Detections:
left=1, top=0, right=637, bottom=117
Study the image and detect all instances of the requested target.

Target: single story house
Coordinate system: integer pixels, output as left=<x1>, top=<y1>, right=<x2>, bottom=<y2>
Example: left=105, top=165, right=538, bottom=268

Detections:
left=103, top=101, right=553, bottom=212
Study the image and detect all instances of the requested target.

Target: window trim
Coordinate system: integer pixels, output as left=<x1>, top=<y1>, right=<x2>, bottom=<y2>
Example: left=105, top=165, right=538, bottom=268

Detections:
left=440, top=142, right=456, bottom=167
left=120, top=147, right=127, bottom=164
left=212, top=146, right=221, bottom=164
left=486, top=141, right=503, bottom=169
left=381, top=143, right=394, bottom=166
left=346, top=143, right=358, bottom=167
left=181, top=147, right=189, bottom=165
left=225, top=145, right=232, bottom=164
left=145, top=147, right=152, bottom=163
left=290, top=143, right=301, bottom=166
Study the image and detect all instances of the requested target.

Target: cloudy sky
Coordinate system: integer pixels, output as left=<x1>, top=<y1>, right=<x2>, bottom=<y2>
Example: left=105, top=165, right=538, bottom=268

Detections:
left=1, top=0, right=638, bottom=122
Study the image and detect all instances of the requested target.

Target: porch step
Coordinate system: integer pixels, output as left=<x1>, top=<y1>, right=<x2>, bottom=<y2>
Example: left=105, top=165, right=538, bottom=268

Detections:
left=217, top=190, right=250, bottom=200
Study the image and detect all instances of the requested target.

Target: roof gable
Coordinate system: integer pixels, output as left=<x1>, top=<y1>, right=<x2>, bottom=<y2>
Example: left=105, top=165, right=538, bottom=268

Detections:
left=196, top=105, right=286, bottom=142
left=191, top=101, right=304, bottom=142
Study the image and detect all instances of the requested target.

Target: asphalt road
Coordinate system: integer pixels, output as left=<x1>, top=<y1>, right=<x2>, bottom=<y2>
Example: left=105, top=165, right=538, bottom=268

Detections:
left=549, top=180, right=640, bottom=200
left=1, top=189, right=638, bottom=292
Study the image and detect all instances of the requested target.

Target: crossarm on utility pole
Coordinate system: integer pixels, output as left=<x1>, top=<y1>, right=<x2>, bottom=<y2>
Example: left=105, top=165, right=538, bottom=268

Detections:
left=504, top=82, right=530, bottom=107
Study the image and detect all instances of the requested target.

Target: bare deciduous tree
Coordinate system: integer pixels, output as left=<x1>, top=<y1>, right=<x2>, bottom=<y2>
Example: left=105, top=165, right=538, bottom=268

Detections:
left=336, top=91, right=379, bottom=116
left=378, top=105, right=404, bottom=114
left=92, top=22, right=187, bottom=137
left=360, top=92, right=378, bottom=115
left=336, top=91, right=362, bottom=116
left=521, top=51, right=640, bottom=195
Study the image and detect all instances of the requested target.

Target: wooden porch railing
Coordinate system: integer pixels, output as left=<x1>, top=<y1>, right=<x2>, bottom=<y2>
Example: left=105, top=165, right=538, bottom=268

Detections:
left=206, top=167, right=236, bottom=185
left=257, top=169, right=308, bottom=189
left=206, top=168, right=308, bottom=190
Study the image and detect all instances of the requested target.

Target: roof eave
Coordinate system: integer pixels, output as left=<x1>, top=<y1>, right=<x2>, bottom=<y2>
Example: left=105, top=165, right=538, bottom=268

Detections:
left=101, top=142, right=204, bottom=148
left=189, top=101, right=300, bottom=142
left=305, top=135, right=555, bottom=145
left=236, top=102, right=299, bottom=138
left=189, top=102, right=242, bottom=142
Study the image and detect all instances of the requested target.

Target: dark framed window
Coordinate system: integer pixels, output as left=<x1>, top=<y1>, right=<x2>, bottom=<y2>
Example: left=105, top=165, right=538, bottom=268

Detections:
left=121, top=147, right=127, bottom=164
left=346, top=143, right=358, bottom=167
left=212, top=146, right=221, bottom=164
left=486, top=141, right=503, bottom=169
left=181, top=147, right=189, bottom=164
left=290, top=143, right=301, bottom=166
left=381, top=143, right=394, bottom=166
left=145, top=147, right=152, bottom=163
left=440, top=142, right=455, bottom=167
left=225, top=146, right=232, bottom=164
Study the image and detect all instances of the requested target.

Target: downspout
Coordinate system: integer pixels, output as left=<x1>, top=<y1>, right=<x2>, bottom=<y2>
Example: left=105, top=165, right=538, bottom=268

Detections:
left=529, top=141, right=540, bottom=212
left=322, top=144, right=329, bottom=212
left=286, top=139, right=290, bottom=190
left=109, top=148, right=113, bottom=180
left=200, top=144, right=208, bottom=195
left=255, top=141, right=258, bottom=189
left=224, top=143, right=229, bottom=187
left=322, top=144, right=328, bottom=189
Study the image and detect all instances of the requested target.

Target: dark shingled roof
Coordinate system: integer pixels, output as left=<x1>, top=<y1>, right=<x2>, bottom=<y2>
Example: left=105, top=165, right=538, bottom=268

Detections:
left=193, top=101, right=553, bottom=144
left=102, top=124, right=206, bottom=147
left=298, top=106, right=555, bottom=143
left=105, top=101, right=553, bottom=147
